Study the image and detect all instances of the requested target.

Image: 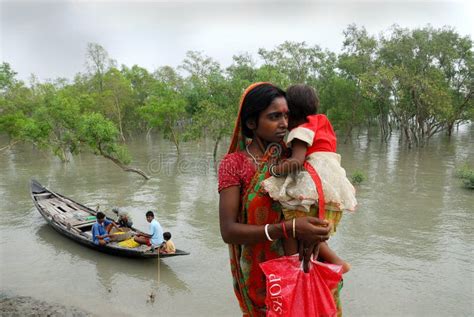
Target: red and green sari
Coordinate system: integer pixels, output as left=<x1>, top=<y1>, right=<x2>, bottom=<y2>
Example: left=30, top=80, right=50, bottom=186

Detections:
left=224, top=83, right=285, bottom=316
left=228, top=151, right=285, bottom=316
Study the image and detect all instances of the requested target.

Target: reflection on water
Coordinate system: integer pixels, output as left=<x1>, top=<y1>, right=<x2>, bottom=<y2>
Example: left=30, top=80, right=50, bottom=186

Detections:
left=1, top=125, right=473, bottom=316
left=35, top=224, right=189, bottom=294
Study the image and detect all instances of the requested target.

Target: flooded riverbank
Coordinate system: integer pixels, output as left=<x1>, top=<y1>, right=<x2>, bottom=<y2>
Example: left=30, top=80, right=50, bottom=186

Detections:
left=0, top=293, right=91, bottom=316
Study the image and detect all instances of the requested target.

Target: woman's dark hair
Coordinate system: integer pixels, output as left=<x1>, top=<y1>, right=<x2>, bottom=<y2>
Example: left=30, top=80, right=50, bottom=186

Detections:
left=146, top=211, right=154, bottom=218
left=96, top=211, right=105, bottom=220
left=240, top=83, right=286, bottom=138
left=163, top=232, right=171, bottom=241
left=286, top=84, right=319, bottom=121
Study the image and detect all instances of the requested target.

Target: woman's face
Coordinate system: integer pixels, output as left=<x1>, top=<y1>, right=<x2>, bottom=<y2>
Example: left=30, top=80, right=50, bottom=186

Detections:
left=254, top=96, right=289, bottom=144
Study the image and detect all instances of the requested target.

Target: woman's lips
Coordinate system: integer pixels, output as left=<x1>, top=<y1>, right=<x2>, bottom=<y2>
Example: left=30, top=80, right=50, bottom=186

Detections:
left=276, top=131, right=287, bottom=137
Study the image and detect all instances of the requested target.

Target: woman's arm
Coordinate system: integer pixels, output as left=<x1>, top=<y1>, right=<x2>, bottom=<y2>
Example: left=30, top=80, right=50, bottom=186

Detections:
left=219, top=186, right=270, bottom=244
left=271, top=139, right=307, bottom=176
left=219, top=185, right=331, bottom=245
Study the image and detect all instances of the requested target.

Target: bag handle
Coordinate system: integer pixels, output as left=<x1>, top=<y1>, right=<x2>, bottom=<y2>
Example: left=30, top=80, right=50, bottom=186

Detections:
left=303, top=161, right=325, bottom=220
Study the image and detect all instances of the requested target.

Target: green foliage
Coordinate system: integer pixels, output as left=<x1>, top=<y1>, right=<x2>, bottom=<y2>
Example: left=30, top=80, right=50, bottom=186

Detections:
left=78, top=112, right=118, bottom=148
left=139, top=85, right=186, bottom=128
left=78, top=112, right=131, bottom=164
left=258, top=41, right=327, bottom=84
left=0, top=62, right=17, bottom=93
left=376, top=25, right=473, bottom=145
left=462, top=173, right=474, bottom=189
left=178, top=52, right=240, bottom=156
left=455, top=164, right=474, bottom=189
left=350, top=170, right=366, bottom=185
left=1, top=24, right=472, bottom=167
left=138, top=82, right=187, bottom=152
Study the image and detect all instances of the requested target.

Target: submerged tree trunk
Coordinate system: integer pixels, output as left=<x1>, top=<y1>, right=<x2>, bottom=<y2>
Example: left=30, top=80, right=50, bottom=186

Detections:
left=343, top=125, right=353, bottom=144
left=366, top=118, right=372, bottom=142
left=98, top=145, right=150, bottom=180
left=0, top=140, right=19, bottom=152
left=146, top=127, right=153, bottom=138
left=168, top=120, right=180, bottom=155
left=58, top=147, right=69, bottom=163
left=447, top=121, right=454, bottom=137
left=213, top=135, right=222, bottom=161
left=403, top=125, right=412, bottom=149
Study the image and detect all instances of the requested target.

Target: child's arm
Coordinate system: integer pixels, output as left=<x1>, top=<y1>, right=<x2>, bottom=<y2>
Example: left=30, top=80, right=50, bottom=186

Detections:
left=271, top=139, right=307, bottom=176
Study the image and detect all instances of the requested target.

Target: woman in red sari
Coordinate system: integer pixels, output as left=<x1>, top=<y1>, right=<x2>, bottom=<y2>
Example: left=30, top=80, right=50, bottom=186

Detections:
left=218, top=82, right=333, bottom=316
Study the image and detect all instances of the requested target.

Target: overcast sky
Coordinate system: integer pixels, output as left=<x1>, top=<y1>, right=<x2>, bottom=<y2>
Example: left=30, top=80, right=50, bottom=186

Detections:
left=1, top=0, right=473, bottom=81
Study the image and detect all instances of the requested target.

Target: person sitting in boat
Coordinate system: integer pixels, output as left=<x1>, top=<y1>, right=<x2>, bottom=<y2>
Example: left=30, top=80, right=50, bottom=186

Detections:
left=160, top=232, right=176, bottom=254
left=134, top=211, right=164, bottom=249
left=112, top=207, right=134, bottom=229
left=92, top=211, right=121, bottom=246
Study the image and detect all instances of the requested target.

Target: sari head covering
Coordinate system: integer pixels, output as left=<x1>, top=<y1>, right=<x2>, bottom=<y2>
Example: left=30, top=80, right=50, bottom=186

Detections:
left=225, top=82, right=286, bottom=316
left=228, top=82, right=272, bottom=154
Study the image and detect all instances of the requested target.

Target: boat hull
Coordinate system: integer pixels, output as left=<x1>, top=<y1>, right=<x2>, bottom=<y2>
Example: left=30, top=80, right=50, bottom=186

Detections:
left=30, top=180, right=189, bottom=259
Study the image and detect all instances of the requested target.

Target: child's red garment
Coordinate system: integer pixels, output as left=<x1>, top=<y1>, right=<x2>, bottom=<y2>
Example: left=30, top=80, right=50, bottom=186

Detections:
left=262, top=114, right=357, bottom=217
left=299, top=114, right=337, bottom=154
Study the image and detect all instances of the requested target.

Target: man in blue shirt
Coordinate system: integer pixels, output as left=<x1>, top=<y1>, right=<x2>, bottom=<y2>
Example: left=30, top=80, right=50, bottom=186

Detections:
left=134, top=210, right=164, bottom=248
left=92, top=211, right=120, bottom=246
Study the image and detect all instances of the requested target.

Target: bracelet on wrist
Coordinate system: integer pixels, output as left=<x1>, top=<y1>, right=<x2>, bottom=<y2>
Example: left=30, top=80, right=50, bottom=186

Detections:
left=292, top=218, right=296, bottom=238
left=264, top=224, right=274, bottom=241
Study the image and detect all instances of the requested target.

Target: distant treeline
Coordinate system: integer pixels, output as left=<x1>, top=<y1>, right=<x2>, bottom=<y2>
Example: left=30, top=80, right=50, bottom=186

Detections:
left=1, top=24, right=472, bottom=178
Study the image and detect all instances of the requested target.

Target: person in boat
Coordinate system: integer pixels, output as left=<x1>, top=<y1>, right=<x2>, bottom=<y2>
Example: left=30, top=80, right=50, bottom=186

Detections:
left=92, top=211, right=121, bottom=246
left=134, top=211, right=164, bottom=248
left=218, top=82, right=333, bottom=316
left=160, top=232, right=176, bottom=254
left=112, top=208, right=134, bottom=228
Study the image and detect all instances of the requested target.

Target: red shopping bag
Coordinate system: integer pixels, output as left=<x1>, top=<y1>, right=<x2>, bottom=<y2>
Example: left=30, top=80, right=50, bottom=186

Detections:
left=260, top=255, right=342, bottom=317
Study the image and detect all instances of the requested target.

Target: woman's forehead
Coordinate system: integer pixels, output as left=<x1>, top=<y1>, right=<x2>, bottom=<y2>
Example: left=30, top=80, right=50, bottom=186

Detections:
left=262, top=97, right=288, bottom=113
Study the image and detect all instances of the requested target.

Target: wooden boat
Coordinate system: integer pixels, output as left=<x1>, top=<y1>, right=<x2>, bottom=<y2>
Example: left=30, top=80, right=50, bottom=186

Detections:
left=30, top=179, right=189, bottom=259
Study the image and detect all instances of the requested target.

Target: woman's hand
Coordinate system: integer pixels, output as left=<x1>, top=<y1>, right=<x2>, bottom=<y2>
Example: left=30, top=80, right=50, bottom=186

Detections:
left=294, top=217, right=332, bottom=273
left=298, top=241, right=321, bottom=273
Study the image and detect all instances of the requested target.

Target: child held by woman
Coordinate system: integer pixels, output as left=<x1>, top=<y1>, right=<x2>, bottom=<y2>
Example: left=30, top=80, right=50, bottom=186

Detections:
left=262, top=84, right=357, bottom=273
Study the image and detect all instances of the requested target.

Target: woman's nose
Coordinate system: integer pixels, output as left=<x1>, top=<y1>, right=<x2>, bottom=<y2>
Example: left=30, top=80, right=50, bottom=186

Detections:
left=280, top=116, right=288, bottom=129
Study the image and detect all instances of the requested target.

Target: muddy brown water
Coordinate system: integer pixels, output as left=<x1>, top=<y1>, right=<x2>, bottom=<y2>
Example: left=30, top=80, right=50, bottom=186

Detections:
left=1, top=124, right=473, bottom=316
